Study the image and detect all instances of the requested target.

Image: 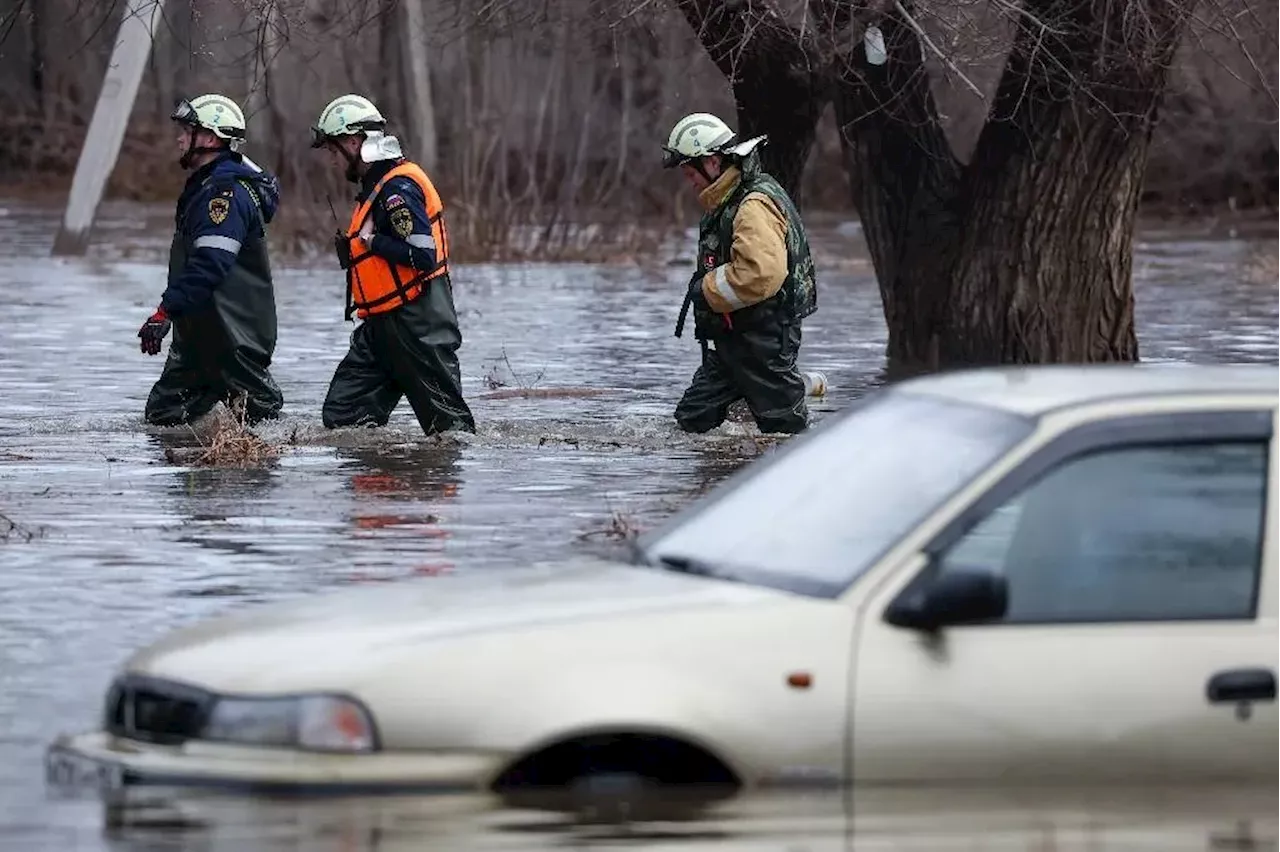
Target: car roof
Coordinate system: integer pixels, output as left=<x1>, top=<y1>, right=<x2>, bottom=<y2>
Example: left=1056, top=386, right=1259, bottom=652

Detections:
left=894, top=363, right=1279, bottom=417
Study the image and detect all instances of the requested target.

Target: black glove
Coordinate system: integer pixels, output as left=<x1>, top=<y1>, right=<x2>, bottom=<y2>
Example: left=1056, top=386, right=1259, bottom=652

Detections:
left=687, top=271, right=709, bottom=308
left=138, top=307, right=171, bottom=356
left=675, top=271, right=707, bottom=338
left=334, top=232, right=353, bottom=269
left=692, top=270, right=723, bottom=339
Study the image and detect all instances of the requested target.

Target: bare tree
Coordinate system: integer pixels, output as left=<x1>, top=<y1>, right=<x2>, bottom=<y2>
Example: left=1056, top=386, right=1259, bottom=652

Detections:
left=0, top=0, right=1271, bottom=275
left=672, top=0, right=1275, bottom=367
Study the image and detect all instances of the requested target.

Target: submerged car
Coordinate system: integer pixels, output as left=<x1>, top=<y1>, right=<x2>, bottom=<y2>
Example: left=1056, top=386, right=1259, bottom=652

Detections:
left=47, top=364, right=1279, bottom=796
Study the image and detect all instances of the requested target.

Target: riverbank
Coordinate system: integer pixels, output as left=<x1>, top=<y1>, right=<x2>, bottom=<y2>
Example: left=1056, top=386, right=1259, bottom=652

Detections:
left=0, top=188, right=1275, bottom=268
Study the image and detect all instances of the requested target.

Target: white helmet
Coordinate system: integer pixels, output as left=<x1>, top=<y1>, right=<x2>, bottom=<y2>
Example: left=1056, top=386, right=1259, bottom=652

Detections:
left=662, top=112, right=767, bottom=168
left=310, top=94, right=387, bottom=148
left=171, top=94, right=247, bottom=148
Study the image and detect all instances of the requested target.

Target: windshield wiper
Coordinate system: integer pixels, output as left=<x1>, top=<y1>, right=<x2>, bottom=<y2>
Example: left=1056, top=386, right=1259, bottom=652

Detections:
left=650, top=554, right=725, bottom=578
left=628, top=543, right=737, bottom=581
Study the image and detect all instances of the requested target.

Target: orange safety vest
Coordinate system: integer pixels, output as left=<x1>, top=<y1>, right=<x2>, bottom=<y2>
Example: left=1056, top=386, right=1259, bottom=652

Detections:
left=344, top=162, right=450, bottom=320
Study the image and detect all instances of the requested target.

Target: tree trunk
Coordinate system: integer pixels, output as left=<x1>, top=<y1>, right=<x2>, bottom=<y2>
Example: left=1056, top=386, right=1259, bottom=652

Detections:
left=830, top=13, right=964, bottom=367
left=30, top=0, right=45, bottom=115
left=937, top=0, right=1185, bottom=364
left=672, top=0, right=826, bottom=205
left=245, top=0, right=281, bottom=172
left=400, top=0, right=440, bottom=172
left=946, top=111, right=1150, bottom=363
left=676, top=0, right=1192, bottom=370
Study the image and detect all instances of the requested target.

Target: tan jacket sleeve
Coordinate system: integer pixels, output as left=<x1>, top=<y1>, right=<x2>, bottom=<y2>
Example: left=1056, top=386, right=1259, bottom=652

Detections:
left=700, top=192, right=788, bottom=314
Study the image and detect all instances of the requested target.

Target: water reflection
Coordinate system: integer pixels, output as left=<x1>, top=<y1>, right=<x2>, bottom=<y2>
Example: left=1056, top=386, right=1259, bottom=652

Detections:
left=340, top=444, right=464, bottom=580
left=78, top=785, right=1278, bottom=852
left=340, top=443, right=464, bottom=499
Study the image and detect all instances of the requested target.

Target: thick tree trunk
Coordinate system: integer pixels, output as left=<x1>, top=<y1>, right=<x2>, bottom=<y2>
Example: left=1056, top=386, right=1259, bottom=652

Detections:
left=829, top=0, right=1187, bottom=365
left=672, top=0, right=826, bottom=204
left=947, top=112, right=1149, bottom=363
left=939, top=0, right=1186, bottom=363
left=676, top=0, right=1191, bottom=370
left=830, top=14, right=964, bottom=366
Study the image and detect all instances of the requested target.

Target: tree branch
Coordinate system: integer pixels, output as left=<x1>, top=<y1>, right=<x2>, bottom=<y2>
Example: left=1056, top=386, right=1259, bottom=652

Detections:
left=671, top=0, right=757, bottom=81
left=670, top=0, right=830, bottom=204
left=892, top=0, right=985, bottom=98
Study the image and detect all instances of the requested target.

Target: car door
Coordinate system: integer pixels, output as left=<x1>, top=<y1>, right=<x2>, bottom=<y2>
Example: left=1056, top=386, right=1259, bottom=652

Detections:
left=848, top=406, right=1277, bottom=785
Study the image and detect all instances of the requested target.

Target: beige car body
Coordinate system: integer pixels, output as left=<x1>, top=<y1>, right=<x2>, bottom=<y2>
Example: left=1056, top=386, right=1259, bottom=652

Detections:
left=49, top=364, right=1279, bottom=797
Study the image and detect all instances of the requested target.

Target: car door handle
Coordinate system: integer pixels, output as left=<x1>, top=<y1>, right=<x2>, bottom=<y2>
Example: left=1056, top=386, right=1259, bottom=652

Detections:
left=1206, top=668, right=1277, bottom=704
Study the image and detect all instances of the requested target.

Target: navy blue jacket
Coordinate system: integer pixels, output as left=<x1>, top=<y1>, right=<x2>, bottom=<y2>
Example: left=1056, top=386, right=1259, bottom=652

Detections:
left=162, top=153, right=281, bottom=317
left=357, top=160, right=439, bottom=274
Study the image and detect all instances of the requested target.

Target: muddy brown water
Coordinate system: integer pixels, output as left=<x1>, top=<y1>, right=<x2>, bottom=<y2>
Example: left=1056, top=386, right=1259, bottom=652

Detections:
left=0, top=199, right=1276, bottom=850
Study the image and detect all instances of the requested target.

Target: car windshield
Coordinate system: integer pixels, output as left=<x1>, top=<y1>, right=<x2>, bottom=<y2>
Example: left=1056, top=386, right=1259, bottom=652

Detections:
left=639, top=391, right=1036, bottom=598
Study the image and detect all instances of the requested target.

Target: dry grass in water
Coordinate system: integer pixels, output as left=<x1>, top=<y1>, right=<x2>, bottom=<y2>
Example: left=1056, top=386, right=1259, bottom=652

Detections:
left=1, top=510, right=43, bottom=542
left=1244, top=242, right=1279, bottom=286
left=482, top=347, right=546, bottom=392
left=165, top=397, right=282, bottom=469
left=577, top=510, right=643, bottom=543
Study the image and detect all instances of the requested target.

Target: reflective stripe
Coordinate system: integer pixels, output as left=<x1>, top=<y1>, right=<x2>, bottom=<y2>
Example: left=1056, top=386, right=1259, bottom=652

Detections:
left=193, top=235, right=242, bottom=254
left=710, top=264, right=746, bottom=310
left=406, top=234, right=436, bottom=250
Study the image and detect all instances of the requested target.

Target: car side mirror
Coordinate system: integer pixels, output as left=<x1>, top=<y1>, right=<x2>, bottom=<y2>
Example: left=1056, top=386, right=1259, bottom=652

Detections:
left=884, top=566, right=1008, bottom=632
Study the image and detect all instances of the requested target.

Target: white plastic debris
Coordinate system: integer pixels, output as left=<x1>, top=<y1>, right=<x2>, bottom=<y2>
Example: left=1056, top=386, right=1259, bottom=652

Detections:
left=864, top=25, right=887, bottom=66
left=803, top=371, right=828, bottom=398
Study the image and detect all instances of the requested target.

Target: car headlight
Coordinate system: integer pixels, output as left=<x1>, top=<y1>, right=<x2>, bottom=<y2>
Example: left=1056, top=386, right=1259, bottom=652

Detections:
left=203, top=695, right=377, bottom=753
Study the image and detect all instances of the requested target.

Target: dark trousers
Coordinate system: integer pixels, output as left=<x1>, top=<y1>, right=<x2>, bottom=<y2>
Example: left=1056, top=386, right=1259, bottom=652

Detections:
left=322, top=293, right=475, bottom=435
left=145, top=310, right=283, bottom=426
left=674, top=321, right=809, bottom=435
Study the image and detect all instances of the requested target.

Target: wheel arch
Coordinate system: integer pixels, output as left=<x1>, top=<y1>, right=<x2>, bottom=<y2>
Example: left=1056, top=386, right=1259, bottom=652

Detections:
left=487, top=722, right=747, bottom=791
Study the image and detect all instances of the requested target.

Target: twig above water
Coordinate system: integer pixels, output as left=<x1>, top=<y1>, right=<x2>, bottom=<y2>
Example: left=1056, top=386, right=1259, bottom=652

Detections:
left=1, top=511, right=42, bottom=542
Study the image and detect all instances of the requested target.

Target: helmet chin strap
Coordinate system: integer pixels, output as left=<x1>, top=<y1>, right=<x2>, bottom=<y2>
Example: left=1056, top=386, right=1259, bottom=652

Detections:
left=340, top=143, right=362, bottom=184
left=178, top=127, right=225, bottom=169
left=693, top=156, right=717, bottom=185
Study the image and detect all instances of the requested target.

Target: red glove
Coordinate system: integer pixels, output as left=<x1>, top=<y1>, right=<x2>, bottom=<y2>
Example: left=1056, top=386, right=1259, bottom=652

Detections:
left=138, top=307, right=171, bottom=356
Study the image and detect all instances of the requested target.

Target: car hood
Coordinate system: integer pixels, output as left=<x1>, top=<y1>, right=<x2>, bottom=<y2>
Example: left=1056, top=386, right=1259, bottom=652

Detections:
left=127, top=556, right=791, bottom=691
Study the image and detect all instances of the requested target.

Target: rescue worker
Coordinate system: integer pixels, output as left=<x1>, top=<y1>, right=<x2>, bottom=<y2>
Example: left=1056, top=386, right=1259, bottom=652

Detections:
left=663, top=112, right=818, bottom=435
left=139, top=93, right=284, bottom=426
left=310, top=94, right=475, bottom=435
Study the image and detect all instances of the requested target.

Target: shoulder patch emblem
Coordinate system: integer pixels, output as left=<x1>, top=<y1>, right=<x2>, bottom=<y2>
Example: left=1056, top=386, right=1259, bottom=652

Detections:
left=384, top=193, right=406, bottom=209
left=390, top=207, right=414, bottom=238
left=208, top=197, right=230, bottom=225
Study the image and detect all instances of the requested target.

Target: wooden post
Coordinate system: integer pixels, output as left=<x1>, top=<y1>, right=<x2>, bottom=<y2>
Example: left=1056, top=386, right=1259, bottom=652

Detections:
left=399, top=0, right=438, bottom=172
left=52, top=0, right=166, bottom=257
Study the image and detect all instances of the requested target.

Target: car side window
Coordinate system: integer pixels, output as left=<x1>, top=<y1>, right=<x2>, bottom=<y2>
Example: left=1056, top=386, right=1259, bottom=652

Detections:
left=937, top=441, right=1269, bottom=623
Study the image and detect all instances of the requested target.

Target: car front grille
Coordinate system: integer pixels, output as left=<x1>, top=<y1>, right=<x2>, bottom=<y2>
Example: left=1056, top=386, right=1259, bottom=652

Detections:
left=105, top=674, right=213, bottom=745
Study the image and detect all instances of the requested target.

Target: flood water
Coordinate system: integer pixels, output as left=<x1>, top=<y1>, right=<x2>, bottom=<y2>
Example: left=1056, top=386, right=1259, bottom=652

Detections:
left=0, top=199, right=1276, bottom=851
